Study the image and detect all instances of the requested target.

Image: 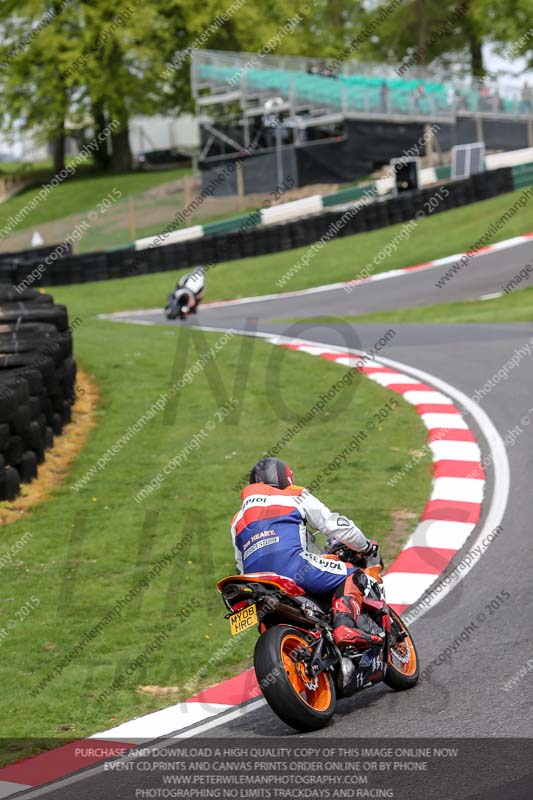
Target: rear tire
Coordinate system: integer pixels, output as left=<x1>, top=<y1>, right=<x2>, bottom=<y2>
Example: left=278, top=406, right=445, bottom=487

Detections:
left=384, top=609, right=419, bottom=690
left=254, top=626, right=336, bottom=732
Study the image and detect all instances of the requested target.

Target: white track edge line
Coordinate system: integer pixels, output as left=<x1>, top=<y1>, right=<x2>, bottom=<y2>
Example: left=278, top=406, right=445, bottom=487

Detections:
left=9, top=700, right=268, bottom=800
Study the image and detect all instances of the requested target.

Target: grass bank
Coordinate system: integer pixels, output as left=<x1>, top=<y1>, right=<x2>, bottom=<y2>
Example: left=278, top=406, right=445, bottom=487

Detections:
left=0, top=295, right=431, bottom=761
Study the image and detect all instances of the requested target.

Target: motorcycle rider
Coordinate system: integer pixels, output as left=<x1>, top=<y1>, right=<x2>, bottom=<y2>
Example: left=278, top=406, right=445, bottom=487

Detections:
left=230, top=458, right=383, bottom=649
left=172, top=266, right=205, bottom=313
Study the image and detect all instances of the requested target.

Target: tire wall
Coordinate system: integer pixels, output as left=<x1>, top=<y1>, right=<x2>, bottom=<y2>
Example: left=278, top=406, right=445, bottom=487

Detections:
left=0, top=242, right=73, bottom=268
left=1, top=166, right=515, bottom=287
left=0, top=286, right=77, bottom=501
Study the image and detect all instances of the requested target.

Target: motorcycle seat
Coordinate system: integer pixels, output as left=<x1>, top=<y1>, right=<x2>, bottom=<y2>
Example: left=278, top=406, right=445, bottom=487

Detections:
left=217, top=573, right=306, bottom=596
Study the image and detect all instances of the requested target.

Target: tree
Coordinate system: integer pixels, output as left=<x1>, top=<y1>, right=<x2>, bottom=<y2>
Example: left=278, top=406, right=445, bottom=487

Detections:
left=357, top=0, right=489, bottom=78
left=462, top=1, right=485, bottom=78
left=322, top=0, right=529, bottom=81
left=0, top=0, right=196, bottom=172
left=64, top=0, right=257, bottom=171
left=416, top=0, right=429, bottom=65
left=471, top=0, right=533, bottom=72
left=0, top=0, right=76, bottom=172
left=0, top=0, right=521, bottom=175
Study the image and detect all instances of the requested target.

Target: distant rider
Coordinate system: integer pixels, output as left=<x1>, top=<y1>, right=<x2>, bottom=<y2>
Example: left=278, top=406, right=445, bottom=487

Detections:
left=174, top=267, right=205, bottom=313
left=230, top=458, right=383, bottom=649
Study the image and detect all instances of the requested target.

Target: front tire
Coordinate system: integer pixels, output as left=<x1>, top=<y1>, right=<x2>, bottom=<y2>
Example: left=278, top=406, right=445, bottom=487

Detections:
left=254, top=626, right=336, bottom=732
left=384, top=608, right=419, bottom=690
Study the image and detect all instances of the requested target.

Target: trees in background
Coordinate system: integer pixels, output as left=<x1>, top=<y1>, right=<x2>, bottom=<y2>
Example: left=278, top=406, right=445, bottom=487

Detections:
left=472, top=0, right=533, bottom=73
left=0, top=0, right=75, bottom=172
left=0, top=0, right=302, bottom=171
left=356, top=0, right=485, bottom=77
left=0, top=0, right=531, bottom=173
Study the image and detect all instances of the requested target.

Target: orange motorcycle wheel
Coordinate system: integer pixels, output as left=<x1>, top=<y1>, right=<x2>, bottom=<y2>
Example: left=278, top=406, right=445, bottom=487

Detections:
left=254, top=626, right=336, bottom=731
left=384, top=608, right=419, bottom=690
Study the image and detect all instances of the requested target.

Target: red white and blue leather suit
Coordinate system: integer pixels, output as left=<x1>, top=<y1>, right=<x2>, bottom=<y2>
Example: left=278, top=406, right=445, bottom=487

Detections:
left=230, top=482, right=381, bottom=647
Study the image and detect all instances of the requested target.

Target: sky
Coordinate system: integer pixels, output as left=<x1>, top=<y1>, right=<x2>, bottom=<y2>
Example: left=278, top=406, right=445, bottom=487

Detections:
left=486, top=44, right=533, bottom=88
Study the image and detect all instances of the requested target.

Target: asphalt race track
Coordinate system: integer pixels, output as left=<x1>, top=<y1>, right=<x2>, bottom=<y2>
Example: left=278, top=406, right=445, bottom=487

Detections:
left=105, top=236, right=533, bottom=327
left=33, top=243, right=533, bottom=799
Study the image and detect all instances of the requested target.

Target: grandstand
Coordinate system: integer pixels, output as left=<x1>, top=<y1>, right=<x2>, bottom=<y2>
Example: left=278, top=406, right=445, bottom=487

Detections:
left=194, top=52, right=453, bottom=122
left=192, top=49, right=533, bottom=194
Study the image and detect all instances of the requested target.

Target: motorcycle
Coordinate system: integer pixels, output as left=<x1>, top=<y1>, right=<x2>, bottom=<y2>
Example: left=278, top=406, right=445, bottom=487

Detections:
left=164, top=287, right=196, bottom=320
left=217, top=544, right=419, bottom=731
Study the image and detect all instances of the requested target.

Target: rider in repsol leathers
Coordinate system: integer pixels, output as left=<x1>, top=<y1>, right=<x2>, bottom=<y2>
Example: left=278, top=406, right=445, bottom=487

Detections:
left=230, top=457, right=383, bottom=649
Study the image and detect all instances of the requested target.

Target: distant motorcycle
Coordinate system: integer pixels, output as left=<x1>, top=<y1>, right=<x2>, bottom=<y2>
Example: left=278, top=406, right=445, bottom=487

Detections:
left=165, top=287, right=196, bottom=320
left=218, top=544, right=419, bottom=731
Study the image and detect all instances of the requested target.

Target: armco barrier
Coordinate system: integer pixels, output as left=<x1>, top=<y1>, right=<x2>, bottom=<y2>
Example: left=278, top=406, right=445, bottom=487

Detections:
left=322, top=184, right=375, bottom=207
left=2, top=165, right=518, bottom=288
left=0, top=286, right=77, bottom=501
left=487, top=146, right=533, bottom=170
left=512, top=162, right=533, bottom=190
left=203, top=210, right=261, bottom=236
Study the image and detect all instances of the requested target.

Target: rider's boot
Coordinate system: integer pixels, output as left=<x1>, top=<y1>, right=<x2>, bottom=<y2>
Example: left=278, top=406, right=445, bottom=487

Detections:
left=332, top=595, right=383, bottom=649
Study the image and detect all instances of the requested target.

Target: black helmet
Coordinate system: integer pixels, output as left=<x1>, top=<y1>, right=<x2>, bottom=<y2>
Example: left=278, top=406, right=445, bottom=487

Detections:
left=249, top=458, right=295, bottom=489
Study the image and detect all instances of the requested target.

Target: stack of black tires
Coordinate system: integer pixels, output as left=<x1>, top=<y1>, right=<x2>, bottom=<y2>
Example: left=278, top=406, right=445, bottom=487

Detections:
left=0, top=286, right=77, bottom=501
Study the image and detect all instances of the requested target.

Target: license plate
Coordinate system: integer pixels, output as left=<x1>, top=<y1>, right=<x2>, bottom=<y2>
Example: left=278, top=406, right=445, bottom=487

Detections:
left=229, top=603, right=258, bottom=635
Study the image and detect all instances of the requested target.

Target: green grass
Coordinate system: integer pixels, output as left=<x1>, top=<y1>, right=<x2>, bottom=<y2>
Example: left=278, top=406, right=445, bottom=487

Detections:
left=83, top=204, right=263, bottom=254
left=287, top=285, right=533, bottom=324
left=7, top=179, right=527, bottom=760
left=0, top=156, right=90, bottom=177
left=0, top=167, right=190, bottom=237
left=44, top=186, right=533, bottom=312
left=0, top=283, right=431, bottom=760
left=0, top=159, right=54, bottom=175
left=0, top=155, right=99, bottom=192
